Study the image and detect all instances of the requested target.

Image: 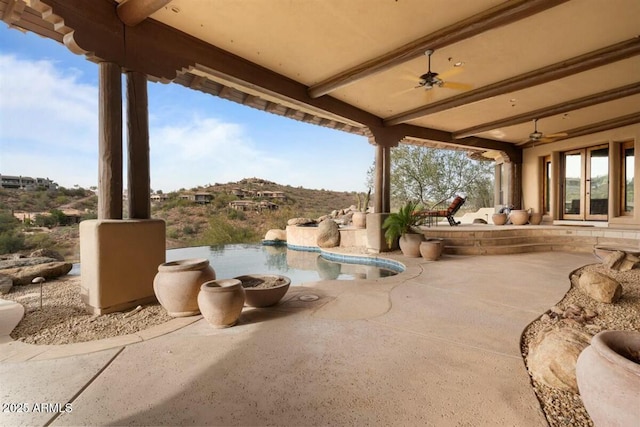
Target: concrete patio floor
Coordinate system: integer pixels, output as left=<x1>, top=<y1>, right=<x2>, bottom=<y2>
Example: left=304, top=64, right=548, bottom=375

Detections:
left=0, top=251, right=595, bottom=426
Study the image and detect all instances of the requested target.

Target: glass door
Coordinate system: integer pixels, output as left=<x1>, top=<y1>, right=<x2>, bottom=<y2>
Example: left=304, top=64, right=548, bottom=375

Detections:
left=586, top=146, right=609, bottom=220
left=563, top=151, right=583, bottom=219
left=562, top=146, right=609, bottom=220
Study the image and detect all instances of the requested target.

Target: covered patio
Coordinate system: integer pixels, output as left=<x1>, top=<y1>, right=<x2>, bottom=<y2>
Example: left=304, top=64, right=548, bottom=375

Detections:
left=0, top=2, right=639, bottom=424
left=1, top=0, right=637, bottom=313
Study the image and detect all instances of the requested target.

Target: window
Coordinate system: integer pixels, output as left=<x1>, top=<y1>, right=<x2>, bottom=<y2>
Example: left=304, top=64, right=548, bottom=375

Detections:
left=621, top=141, right=634, bottom=215
left=542, top=156, right=551, bottom=215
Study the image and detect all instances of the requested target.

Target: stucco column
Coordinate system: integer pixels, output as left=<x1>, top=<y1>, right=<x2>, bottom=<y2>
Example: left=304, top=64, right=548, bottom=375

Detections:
left=98, top=62, right=123, bottom=219
left=126, top=71, right=151, bottom=219
left=374, top=144, right=385, bottom=213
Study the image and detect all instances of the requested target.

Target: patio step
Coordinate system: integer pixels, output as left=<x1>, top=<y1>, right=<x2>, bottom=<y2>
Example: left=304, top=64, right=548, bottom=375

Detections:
left=420, top=226, right=640, bottom=256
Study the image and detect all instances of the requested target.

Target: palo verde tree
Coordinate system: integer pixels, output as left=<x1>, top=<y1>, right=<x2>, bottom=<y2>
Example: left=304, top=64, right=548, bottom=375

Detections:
left=387, top=145, right=494, bottom=209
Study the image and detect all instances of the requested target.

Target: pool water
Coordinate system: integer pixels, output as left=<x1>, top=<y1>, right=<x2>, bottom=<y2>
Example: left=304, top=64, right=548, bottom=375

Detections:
left=70, top=244, right=402, bottom=284
left=165, top=244, right=401, bottom=285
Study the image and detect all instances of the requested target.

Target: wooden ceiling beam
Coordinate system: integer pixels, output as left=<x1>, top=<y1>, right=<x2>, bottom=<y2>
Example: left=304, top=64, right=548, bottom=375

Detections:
left=385, top=38, right=640, bottom=126
left=117, top=0, right=171, bottom=26
left=1, top=0, right=26, bottom=24
left=551, top=112, right=640, bottom=142
left=308, top=0, right=568, bottom=98
left=453, top=82, right=640, bottom=139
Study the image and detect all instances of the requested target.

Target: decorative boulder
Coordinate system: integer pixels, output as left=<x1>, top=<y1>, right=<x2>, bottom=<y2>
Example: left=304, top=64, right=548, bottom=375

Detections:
left=287, top=217, right=316, bottom=226
left=528, top=326, right=592, bottom=392
left=578, top=271, right=623, bottom=303
left=316, top=219, right=340, bottom=248
left=29, top=248, right=65, bottom=261
left=0, top=262, right=73, bottom=286
left=264, top=229, right=286, bottom=242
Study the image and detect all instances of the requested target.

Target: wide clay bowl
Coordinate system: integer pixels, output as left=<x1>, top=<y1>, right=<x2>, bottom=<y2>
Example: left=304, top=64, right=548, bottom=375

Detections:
left=234, top=274, right=291, bottom=308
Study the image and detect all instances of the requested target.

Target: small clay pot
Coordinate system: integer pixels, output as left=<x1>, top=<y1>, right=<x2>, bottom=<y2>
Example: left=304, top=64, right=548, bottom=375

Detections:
left=153, top=258, right=216, bottom=317
left=492, top=213, right=507, bottom=225
left=198, top=279, right=245, bottom=328
left=529, top=212, right=543, bottom=225
left=509, top=210, right=530, bottom=225
left=419, top=240, right=442, bottom=261
left=235, top=274, right=291, bottom=308
left=352, top=212, right=367, bottom=229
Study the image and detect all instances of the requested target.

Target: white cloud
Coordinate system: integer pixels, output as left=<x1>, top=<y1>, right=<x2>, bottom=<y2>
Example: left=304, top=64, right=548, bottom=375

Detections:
left=149, top=116, right=286, bottom=191
left=0, top=54, right=98, bottom=153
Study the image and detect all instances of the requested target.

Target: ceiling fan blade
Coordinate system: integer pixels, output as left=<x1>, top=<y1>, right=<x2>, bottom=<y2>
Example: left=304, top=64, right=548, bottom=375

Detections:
left=438, top=66, right=463, bottom=80
left=390, top=86, right=418, bottom=98
left=441, top=81, right=473, bottom=91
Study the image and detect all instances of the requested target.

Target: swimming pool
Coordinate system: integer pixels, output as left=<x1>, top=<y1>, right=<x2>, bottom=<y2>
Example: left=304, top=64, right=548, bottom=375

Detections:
left=165, top=244, right=402, bottom=285
left=70, top=244, right=403, bottom=284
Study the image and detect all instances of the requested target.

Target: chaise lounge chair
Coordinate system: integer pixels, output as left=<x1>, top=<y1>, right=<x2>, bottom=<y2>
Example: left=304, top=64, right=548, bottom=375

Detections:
left=418, top=194, right=466, bottom=227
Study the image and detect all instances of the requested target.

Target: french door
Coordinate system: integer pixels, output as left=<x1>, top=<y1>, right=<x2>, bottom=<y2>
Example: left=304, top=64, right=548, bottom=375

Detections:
left=563, top=145, right=609, bottom=220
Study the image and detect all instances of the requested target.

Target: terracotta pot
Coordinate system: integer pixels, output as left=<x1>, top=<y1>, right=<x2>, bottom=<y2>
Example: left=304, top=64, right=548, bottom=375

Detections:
left=153, top=258, right=216, bottom=317
left=234, top=274, right=291, bottom=307
left=492, top=213, right=508, bottom=225
left=352, top=212, right=367, bottom=229
left=529, top=212, right=543, bottom=225
left=419, top=240, right=442, bottom=261
left=509, top=210, right=530, bottom=225
left=576, top=330, right=640, bottom=426
left=197, top=279, right=245, bottom=328
left=399, top=233, right=424, bottom=257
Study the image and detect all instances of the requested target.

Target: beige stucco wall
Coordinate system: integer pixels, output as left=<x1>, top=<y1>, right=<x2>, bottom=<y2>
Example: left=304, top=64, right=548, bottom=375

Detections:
left=80, top=219, right=166, bottom=314
left=521, top=123, right=640, bottom=228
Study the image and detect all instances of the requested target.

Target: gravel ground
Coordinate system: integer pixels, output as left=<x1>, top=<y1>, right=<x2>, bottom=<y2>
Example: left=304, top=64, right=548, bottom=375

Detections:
left=4, top=276, right=172, bottom=345
left=521, top=263, right=640, bottom=427
left=2, top=260, right=639, bottom=426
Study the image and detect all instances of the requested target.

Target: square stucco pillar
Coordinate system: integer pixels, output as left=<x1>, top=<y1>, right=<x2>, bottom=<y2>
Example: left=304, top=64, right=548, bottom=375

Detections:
left=367, top=213, right=393, bottom=253
left=80, top=219, right=166, bottom=314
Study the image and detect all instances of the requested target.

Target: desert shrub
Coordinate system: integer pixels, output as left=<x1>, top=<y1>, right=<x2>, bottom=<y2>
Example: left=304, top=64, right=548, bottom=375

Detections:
left=195, top=214, right=260, bottom=246
left=24, top=232, right=55, bottom=250
left=0, top=210, right=20, bottom=234
left=226, top=208, right=246, bottom=221
left=0, top=231, right=25, bottom=254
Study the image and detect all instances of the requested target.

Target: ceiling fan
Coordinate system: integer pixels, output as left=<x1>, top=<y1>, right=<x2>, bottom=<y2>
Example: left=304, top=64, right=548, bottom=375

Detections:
left=522, top=119, right=568, bottom=145
left=415, top=49, right=472, bottom=91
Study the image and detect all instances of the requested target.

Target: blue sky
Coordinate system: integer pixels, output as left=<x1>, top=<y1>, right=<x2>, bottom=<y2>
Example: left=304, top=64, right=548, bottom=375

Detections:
left=0, top=24, right=374, bottom=192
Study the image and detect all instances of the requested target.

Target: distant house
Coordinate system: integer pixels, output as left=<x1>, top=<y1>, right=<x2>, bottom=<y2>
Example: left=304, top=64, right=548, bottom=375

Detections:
left=0, top=174, right=57, bottom=190
left=229, top=200, right=257, bottom=211
left=257, top=190, right=286, bottom=200
left=179, top=192, right=213, bottom=204
left=151, top=193, right=168, bottom=203
left=258, top=201, right=279, bottom=211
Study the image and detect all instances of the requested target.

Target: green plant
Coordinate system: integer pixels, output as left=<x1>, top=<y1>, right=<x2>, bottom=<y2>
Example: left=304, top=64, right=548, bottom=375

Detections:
left=382, top=200, right=423, bottom=246
left=356, top=188, right=371, bottom=212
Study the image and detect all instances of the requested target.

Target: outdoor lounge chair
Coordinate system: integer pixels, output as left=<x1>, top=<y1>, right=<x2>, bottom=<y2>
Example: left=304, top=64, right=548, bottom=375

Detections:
left=418, top=195, right=466, bottom=227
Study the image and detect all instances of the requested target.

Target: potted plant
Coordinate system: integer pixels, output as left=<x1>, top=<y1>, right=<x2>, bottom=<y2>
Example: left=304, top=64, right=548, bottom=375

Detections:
left=382, top=200, right=424, bottom=257
left=352, top=188, right=371, bottom=229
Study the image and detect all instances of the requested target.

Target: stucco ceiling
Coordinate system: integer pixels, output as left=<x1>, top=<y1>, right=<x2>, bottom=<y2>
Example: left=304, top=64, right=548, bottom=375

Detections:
left=152, top=0, right=640, bottom=149
left=3, top=0, right=640, bottom=154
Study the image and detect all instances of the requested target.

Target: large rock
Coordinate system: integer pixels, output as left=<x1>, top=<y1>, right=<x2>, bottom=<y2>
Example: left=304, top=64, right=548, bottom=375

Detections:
left=528, top=326, right=592, bottom=392
left=0, top=257, right=59, bottom=270
left=578, top=271, right=623, bottom=303
left=264, top=229, right=286, bottom=242
left=29, top=248, right=65, bottom=261
left=1, top=262, right=73, bottom=286
left=287, top=217, right=316, bottom=226
left=316, top=219, right=340, bottom=248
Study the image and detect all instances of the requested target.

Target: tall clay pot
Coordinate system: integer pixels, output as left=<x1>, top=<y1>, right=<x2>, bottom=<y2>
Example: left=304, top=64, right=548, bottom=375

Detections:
left=399, top=233, right=424, bottom=257
left=352, top=212, right=367, bottom=229
left=153, top=258, right=216, bottom=317
left=576, top=330, right=640, bottom=427
left=509, top=210, right=530, bottom=225
left=198, top=279, right=245, bottom=328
